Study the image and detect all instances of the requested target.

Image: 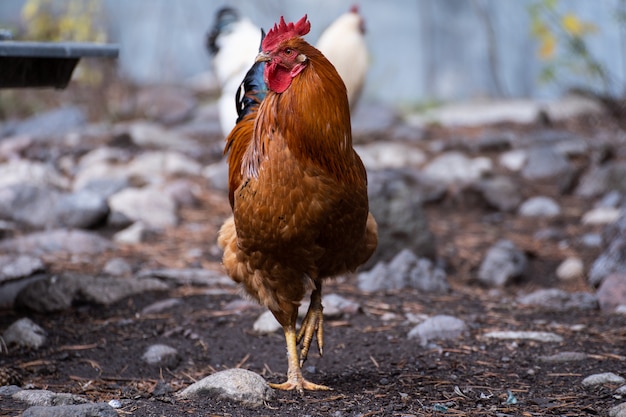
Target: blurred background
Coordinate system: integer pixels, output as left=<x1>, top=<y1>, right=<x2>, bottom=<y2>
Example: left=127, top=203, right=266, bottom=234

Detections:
left=1, top=0, right=625, bottom=108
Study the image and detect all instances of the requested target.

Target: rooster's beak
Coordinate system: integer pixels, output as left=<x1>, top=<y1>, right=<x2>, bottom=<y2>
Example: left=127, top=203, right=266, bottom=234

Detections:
left=255, top=52, right=271, bottom=63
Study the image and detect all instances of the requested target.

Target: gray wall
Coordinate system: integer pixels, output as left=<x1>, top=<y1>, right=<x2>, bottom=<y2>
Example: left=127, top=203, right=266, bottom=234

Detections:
left=2, top=0, right=625, bottom=107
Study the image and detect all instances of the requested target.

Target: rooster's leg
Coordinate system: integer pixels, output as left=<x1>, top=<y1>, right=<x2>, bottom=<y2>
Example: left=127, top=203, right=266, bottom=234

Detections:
left=297, top=283, right=323, bottom=366
left=269, top=306, right=330, bottom=392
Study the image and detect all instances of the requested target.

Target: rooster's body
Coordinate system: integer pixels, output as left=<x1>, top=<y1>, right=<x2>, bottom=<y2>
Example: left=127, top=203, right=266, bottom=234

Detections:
left=217, top=15, right=377, bottom=392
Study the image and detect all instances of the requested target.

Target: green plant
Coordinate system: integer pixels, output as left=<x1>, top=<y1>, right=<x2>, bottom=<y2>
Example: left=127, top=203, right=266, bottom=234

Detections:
left=528, top=0, right=611, bottom=94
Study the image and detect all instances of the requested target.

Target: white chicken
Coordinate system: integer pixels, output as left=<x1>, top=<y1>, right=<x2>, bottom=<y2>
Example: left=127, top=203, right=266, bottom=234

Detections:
left=316, top=5, right=369, bottom=111
left=207, top=5, right=369, bottom=137
left=206, top=7, right=262, bottom=138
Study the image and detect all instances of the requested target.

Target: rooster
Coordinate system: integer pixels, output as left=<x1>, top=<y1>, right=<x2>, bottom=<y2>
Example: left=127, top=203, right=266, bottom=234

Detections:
left=208, top=6, right=369, bottom=136
left=207, top=7, right=262, bottom=137
left=316, top=5, right=369, bottom=110
left=217, top=15, right=377, bottom=392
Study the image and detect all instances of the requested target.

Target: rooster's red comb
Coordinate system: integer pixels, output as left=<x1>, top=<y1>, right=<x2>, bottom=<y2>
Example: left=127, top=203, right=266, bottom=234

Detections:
left=262, top=15, right=311, bottom=51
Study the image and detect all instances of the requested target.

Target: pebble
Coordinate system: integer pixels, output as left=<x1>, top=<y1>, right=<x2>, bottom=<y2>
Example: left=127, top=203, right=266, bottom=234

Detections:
left=12, top=389, right=88, bottom=406
left=582, top=207, right=622, bottom=225
left=142, top=344, right=181, bottom=368
left=477, top=240, right=527, bottom=287
left=2, top=318, right=47, bottom=349
left=499, top=149, right=527, bottom=171
left=102, top=258, right=133, bottom=277
left=521, top=145, right=571, bottom=180
left=253, top=310, right=281, bottom=334
left=517, top=288, right=598, bottom=311
left=358, top=249, right=448, bottom=293
left=596, top=273, right=626, bottom=312
left=518, top=196, right=561, bottom=217
left=407, top=315, right=468, bottom=347
left=109, top=187, right=178, bottom=228
left=538, top=351, right=589, bottom=363
left=355, top=142, right=426, bottom=170
left=21, top=403, right=117, bottom=417
left=0, top=229, right=112, bottom=256
left=610, top=402, right=626, bottom=417
left=474, top=176, right=522, bottom=212
left=422, top=151, right=492, bottom=185
left=483, top=331, right=563, bottom=342
left=555, top=257, right=584, bottom=281
left=113, top=221, right=148, bottom=244
left=581, top=372, right=625, bottom=387
left=0, top=255, right=44, bottom=283
left=177, top=368, right=273, bottom=407
left=141, top=298, right=182, bottom=315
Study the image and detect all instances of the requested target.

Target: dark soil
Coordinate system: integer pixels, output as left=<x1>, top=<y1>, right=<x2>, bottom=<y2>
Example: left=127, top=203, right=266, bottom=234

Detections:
left=1, top=111, right=626, bottom=416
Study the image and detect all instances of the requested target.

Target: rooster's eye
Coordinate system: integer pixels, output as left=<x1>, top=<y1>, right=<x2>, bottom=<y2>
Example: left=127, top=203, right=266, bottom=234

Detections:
left=284, top=48, right=293, bottom=55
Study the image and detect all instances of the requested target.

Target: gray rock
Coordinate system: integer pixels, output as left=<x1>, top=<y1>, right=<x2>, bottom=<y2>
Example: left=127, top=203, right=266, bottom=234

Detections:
left=202, top=160, right=229, bottom=192
left=109, top=187, right=178, bottom=228
left=0, top=160, right=70, bottom=189
left=407, top=315, right=468, bottom=346
left=596, top=273, right=626, bottom=312
left=126, top=121, right=201, bottom=154
left=582, top=207, right=621, bottom=225
left=102, top=258, right=133, bottom=277
left=422, top=151, right=492, bottom=185
left=177, top=368, right=273, bottom=407
left=142, top=344, right=181, bottom=368
left=355, top=142, right=426, bottom=170
left=589, top=235, right=626, bottom=287
left=367, top=170, right=438, bottom=267
left=521, top=145, right=571, bottom=180
left=538, top=351, right=589, bottom=363
left=517, top=288, right=598, bottom=311
left=6, top=106, right=86, bottom=140
left=474, top=176, right=522, bottom=212
left=113, top=221, right=148, bottom=244
left=21, top=403, right=117, bottom=417
left=15, top=274, right=169, bottom=313
left=555, top=257, right=584, bottom=281
left=253, top=311, right=281, bottom=334
left=499, top=149, right=527, bottom=171
left=358, top=249, right=448, bottom=293
left=322, top=293, right=360, bottom=318
left=138, top=268, right=234, bottom=286
left=2, top=318, right=47, bottom=349
left=55, top=190, right=109, bottom=229
left=477, top=240, right=527, bottom=286
left=79, top=178, right=130, bottom=200
left=0, top=255, right=44, bottom=283
left=610, top=402, right=626, bottom=417
left=483, top=331, right=563, bottom=342
left=0, top=229, right=112, bottom=256
left=518, top=196, right=561, bottom=217
left=141, top=298, right=182, bottom=315
left=581, top=372, right=625, bottom=387
left=576, top=161, right=626, bottom=198
left=126, top=150, right=203, bottom=182
left=0, top=185, right=61, bottom=228
left=13, top=389, right=88, bottom=406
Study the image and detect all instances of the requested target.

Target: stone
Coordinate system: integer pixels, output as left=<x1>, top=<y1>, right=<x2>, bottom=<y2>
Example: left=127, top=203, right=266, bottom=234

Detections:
left=499, top=149, right=527, bottom=171
left=581, top=207, right=622, bottom=225
left=6, top=106, right=86, bottom=140
left=521, top=145, right=571, bottom=180
left=477, top=240, right=527, bottom=286
left=113, top=221, right=148, bottom=244
left=177, top=368, right=273, bottom=407
left=518, top=196, right=561, bottom=217
left=0, top=229, right=112, bottom=256
left=357, top=249, right=448, bottom=293
left=555, top=257, right=585, bottom=281
left=422, top=151, right=492, bottom=185
left=474, top=176, right=522, bottom=212
left=610, top=402, right=626, bottom=417
left=354, top=142, right=426, bottom=170
left=483, top=331, right=563, bottom=342
left=142, top=344, right=181, bottom=368
left=21, top=403, right=118, bottom=417
left=55, top=190, right=110, bottom=229
left=109, top=187, right=177, bottom=228
left=407, top=315, right=468, bottom=346
left=581, top=372, right=625, bottom=387
left=135, top=85, right=197, bottom=125
left=538, top=351, right=589, bottom=363
left=2, top=318, right=47, bottom=349
left=596, top=273, right=626, bottom=312
left=0, top=185, right=61, bottom=228
left=0, top=255, right=44, bottom=283
left=517, top=288, right=598, bottom=311
left=589, top=237, right=626, bottom=287
left=102, top=258, right=133, bottom=277
left=13, top=389, right=88, bottom=406
left=253, top=311, right=281, bottom=334
left=0, top=160, right=70, bottom=189
left=126, top=150, right=203, bottom=182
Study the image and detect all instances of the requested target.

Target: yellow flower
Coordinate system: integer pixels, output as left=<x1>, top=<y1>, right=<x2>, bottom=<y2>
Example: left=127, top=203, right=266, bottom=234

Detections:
left=562, top=13, right=596, bottom=36
left=539, top=33, right=556, bottom=59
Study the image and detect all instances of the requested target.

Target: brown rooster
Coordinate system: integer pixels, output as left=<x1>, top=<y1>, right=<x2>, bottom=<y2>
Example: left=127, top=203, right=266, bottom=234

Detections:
left=217, top=15, right=377, bottom=392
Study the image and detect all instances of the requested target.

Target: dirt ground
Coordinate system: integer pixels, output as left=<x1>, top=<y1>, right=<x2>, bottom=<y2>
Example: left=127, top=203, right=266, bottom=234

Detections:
left=1, top=112, right=626, bottom=416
